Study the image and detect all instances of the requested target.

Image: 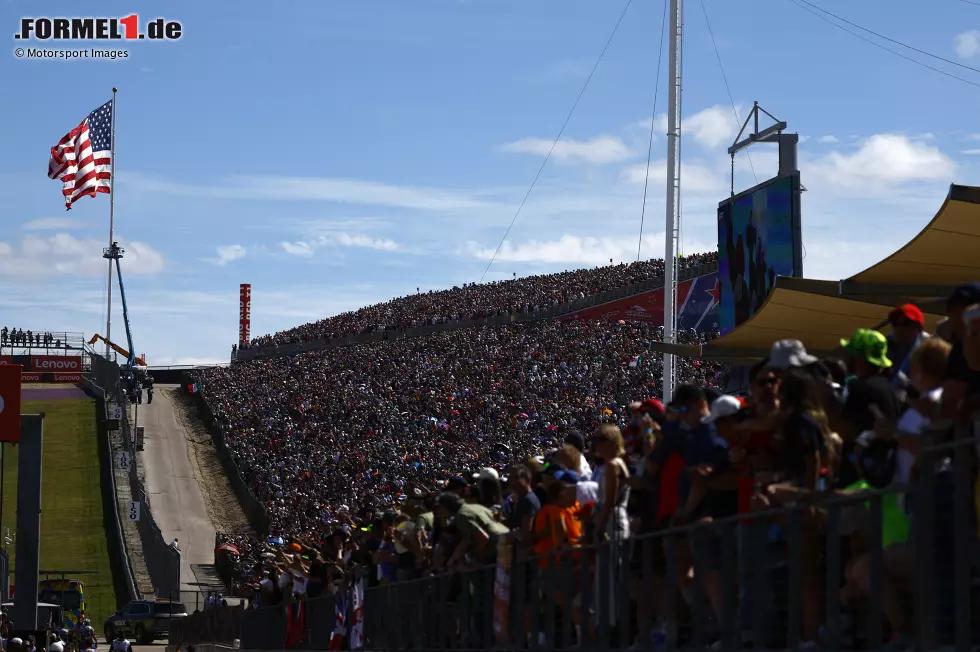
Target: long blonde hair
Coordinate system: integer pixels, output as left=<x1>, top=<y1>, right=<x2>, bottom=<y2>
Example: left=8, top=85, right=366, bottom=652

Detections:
left=595, top=424, right=625, bottom=458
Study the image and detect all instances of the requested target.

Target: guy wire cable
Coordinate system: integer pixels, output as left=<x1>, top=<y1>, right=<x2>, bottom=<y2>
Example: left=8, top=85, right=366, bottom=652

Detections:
left=700, top=0, right=758, bottom=186
left=480, top=0, right=635, bottom=282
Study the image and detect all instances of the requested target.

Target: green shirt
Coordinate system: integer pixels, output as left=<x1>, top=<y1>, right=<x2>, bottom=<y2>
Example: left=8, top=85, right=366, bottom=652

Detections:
left=453, top=503, right=508, bottom=545
left=846, top=479, right=909, bottom=548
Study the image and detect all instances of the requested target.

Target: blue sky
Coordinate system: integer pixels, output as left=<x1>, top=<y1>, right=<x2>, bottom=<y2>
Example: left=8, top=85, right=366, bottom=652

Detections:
left=2, top=0, right=979, bottom=364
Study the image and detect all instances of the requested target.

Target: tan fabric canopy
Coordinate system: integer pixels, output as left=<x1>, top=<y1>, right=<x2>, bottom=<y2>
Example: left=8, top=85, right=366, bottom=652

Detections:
left=847, top=184, right=980, bottom=289
left=644, top=184, right=977, bottom=362
left=699, top=287, right=945, bottom=360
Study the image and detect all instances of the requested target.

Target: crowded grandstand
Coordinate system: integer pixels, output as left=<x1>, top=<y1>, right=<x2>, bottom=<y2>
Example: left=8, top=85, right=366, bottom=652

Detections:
left=239, top=252, right=717, bottom=348
left=193, top=238, right=980, bottom=648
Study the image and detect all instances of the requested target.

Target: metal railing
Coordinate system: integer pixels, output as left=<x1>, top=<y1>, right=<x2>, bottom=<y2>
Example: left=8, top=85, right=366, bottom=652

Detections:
left=219, top=415, right=979, bottom=651
left=236, top=263, right=719, bottom=362
left=0, top=330, right=87, bottom=354
left=89, top=353, right=181, bottom=599
left=87, top=379, right=139, bottom=607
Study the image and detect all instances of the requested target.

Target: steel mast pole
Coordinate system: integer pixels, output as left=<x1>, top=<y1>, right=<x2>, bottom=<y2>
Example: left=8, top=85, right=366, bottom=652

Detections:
left=105, top=88, right=118, bottom=361
left=662, top=0, right=683, bottom=404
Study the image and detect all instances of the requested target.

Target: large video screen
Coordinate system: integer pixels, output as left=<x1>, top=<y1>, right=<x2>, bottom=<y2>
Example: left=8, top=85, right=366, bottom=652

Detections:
left=717, top=174, right=801, bottom=335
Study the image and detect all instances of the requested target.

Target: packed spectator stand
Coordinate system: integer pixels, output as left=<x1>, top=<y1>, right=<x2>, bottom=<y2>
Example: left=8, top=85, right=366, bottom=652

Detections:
left=190, top=254, right=980, bottom=649
left=238, top=252, right=717, bottom=350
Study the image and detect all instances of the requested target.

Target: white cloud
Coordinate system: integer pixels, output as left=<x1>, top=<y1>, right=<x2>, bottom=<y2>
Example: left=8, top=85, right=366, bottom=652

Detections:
left=635, top=105, right=745, bottom=150
left=498, top=136, right=634, bottom=165
left=463, top=231, right=715, bottom=266
left=150, top=356, right=227, bottom=367
left=817, top=135, right=839, bottom=144
left=620, top=160, right=725, bottom=194
left=280, top=232, right=399, bottom=258
left=125, top=173, right=490, bottom=212
left=0, top=234, right=164, bottom=278
left=280, top=241, right=316, bottom=257
left=954, top=30, right=980, bottom=59
left=213, top=244, right=247, bottom=265
left=807, top=134, right=955, bottom=191
left=685, top=105, right=740, bottom=149
left=21, top=217, right=93, bottom=231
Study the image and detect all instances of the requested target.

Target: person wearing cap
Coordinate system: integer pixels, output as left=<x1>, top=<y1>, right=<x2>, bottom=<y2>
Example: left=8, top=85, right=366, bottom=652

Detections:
left=672, top=394, right=740, bottom=629
left=942, top=283, right=980, bottom=418
left=839, top=328, right=902, bottom=487
left=887, top=303, right=929, bottom=388
left=766, top=339, right=819, bottom=374
left=476, top=468, right=503, bottom=508
left=445, top=475, right=468, bottom=497
left=625, top=399, right=666, bottom=459
left=504, top=465, right=540, bottom=550
left=437, top=492, right=508, bottom=566
left=555, top=470, right=584, bottom=546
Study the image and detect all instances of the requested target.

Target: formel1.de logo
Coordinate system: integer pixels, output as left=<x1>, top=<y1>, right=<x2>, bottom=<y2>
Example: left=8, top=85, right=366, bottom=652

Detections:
left=15, top=15, right=182, bottom=41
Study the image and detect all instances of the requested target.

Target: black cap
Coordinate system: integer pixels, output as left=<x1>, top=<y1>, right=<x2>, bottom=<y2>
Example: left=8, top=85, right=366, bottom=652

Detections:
left=947, top=283, right=980, bottom=310
left=446, top=475, right=467, bottom=491
left=703, top=386, right=723, bottom=404
left=564, top=431, right=585, bottom=452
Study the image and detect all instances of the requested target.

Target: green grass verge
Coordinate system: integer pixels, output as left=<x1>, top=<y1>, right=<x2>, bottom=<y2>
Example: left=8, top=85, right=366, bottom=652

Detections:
left=0, top=398, right=115, bottom=625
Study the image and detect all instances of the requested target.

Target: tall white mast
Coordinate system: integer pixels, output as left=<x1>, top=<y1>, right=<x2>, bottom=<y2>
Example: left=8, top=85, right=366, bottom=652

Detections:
left=662, top=0, right=683, bottom=403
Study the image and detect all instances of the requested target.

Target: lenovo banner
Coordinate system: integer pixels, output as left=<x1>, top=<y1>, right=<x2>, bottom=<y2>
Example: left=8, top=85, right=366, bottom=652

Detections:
left=239, top=283, right=252, bottom=346
left=20, top=372, right=80, bottom=383
left=30, top=355, right=81, bottom=372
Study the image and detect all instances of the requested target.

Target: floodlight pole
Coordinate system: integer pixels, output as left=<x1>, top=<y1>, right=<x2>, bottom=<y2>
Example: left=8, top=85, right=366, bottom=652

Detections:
left=662, top=0, right=684, bottom=404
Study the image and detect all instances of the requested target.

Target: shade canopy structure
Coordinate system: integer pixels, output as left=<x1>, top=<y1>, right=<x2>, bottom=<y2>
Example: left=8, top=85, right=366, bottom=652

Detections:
left=647, top=283, right=946, bottom=363
left=644, top=184, right=979, bottom=363
left=839, top=184, right=980, bottom=303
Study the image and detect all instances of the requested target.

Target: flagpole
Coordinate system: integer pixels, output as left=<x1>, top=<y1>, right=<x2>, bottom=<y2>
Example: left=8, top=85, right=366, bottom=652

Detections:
left=105, top=88, right=117, bottom=361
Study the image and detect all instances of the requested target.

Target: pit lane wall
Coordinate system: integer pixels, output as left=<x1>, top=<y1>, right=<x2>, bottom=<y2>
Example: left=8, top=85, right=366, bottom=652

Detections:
left=559, top=272, right=721, bottom=332
left=0, top=354, right=82, bottom=382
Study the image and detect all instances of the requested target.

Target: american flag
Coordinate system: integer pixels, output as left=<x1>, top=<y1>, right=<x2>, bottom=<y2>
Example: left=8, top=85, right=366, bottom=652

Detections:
left=48, top=99, right=113, bottom=210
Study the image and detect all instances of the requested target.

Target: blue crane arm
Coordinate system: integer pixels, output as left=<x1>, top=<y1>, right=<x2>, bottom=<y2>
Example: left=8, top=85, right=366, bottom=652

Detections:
left=113, top=256, right=137, bottom=367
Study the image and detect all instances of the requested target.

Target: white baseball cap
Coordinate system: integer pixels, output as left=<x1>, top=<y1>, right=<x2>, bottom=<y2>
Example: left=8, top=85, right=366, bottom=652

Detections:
left=478, top=467, right=499, bottom=482
left=702, top=395, right=742, bottom=424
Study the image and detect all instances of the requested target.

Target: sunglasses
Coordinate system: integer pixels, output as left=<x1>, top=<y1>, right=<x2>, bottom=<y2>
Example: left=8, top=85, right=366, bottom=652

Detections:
left=890, top=319, right=917, bottom=329
left=755, top=377, right=777, bottom=387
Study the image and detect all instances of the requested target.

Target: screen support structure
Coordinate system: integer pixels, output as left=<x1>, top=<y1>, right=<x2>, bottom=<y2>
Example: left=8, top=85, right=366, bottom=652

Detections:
left=662, top=0, right=684, bottom=404
left=727, top=101, right=800, bottom=196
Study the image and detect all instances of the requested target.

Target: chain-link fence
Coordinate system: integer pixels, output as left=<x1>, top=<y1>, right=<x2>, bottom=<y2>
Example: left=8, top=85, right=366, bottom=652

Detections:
left=89, top=352, right=180, bottom=599
left=89, top=379, right=139, bottom=607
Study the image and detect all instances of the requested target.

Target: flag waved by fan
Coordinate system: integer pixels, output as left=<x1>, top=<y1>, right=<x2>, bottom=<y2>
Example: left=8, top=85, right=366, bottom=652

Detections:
left=47, top=99, right=113, bottom=210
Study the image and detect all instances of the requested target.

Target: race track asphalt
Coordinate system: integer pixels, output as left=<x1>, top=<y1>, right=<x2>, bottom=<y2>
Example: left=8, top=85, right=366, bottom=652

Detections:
left=138, top=385, right=216, bottom=593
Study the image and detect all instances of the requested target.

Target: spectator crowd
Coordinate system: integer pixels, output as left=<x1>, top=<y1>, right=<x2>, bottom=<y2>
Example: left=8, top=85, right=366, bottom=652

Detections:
left=240, top=253, right=717, bottom=349
left=199, top=280, right=980, bottom=650
left=0, top=327, right=63, bottom=351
